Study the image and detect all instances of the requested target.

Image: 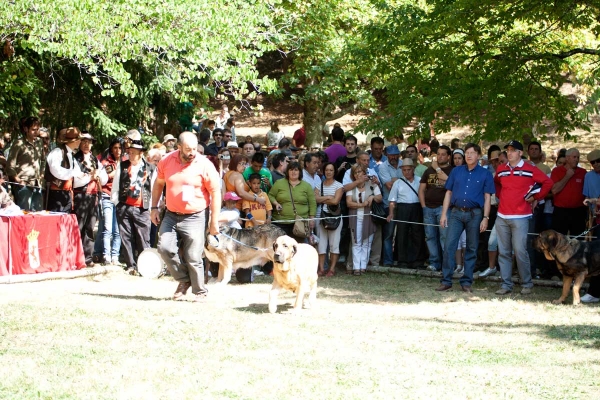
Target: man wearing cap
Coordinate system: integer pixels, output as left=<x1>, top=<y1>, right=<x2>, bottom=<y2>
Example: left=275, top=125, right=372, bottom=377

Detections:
left=163, top=134, right=176, bottom=153
left=73, top=132, right=108, bottom=267
left=226, top=141, right=239, bottom=157
left=6, top=116, right=44, bottom=211
left=550, top=148, right=587, bottom=238
left=152, top=132, right=221, bottom=302
left=111, top=136, right=155, bottom=273
left=437, top=143, right=495, bottom=292
left=378, top=144, right=404, bottom=268
left=581, top=149, right=600, bottom=303
left=493, top=140, right=553, bottom=295
left=45, top=127, right=86, bottom=212
left=243, top=152, right=273, bottom=193
left=206, top=128, right=225, bottom=156
left=405, top=145, right=427, bottom=177
left=387, top=158, right=427, bottom=268
left=419, top=145, right=453, bottom=271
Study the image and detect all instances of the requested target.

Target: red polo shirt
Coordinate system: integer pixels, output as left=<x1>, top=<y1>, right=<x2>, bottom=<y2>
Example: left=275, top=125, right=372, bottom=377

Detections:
left=551, top=165, right=586, bottom=208
left=157, top=151, right=220, bottom=214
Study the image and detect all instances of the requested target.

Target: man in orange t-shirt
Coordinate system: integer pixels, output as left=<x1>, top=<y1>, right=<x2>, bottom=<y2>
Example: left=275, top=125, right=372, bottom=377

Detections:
left=151, top=132, right=221, bottom=302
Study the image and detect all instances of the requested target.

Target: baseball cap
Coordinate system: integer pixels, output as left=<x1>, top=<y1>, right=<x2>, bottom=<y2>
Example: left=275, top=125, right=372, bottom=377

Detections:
left=224, top=192, right=242, bottom=201
left=504, top=140, right=524, bottom=151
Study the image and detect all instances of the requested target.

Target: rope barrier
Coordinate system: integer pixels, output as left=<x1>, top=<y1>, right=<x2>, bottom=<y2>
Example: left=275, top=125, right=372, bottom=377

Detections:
left=233, top=212, right=597, bottom=240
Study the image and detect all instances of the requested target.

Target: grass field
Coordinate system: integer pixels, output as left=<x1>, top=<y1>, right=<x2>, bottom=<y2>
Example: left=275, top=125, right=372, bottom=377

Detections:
left=1, top=271, right=599, bottom=399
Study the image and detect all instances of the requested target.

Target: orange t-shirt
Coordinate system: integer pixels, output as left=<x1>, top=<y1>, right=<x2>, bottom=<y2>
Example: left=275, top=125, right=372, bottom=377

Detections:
left=224, top=170, right=249, bottom=210
left=242, top=192, right=272, bottom=227
left=157, top=151, right=220, bottom=214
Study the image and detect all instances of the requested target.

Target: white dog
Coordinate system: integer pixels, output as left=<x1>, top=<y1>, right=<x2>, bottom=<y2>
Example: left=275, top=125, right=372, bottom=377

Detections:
left=270, top=235, right=318, bottom=313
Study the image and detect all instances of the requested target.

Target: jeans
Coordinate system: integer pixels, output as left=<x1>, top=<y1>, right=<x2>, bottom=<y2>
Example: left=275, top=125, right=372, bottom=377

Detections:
left=423, top=206, right=446, bottom=270
left=383, top=207, right=396, bottom=265
left=100, top=197, right=121, bottom=260
left=158, top=210, right=208, bottom=295
left=441, top=208, right=482, bottom=287
left=496, top=216, right=533, bottom=290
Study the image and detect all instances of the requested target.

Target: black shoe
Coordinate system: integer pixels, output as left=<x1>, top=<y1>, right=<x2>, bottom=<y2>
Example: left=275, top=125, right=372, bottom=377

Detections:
left=435, top=284, right=452, bottom=292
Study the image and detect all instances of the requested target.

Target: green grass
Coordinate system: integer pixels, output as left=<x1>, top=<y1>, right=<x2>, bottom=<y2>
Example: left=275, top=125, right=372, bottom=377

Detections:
left=1, top=272, right=599, bottom=399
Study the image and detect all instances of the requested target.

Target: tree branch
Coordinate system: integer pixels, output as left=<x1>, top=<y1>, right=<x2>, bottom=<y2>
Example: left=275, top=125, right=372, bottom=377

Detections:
left=493, top=47, right=600, bottom=61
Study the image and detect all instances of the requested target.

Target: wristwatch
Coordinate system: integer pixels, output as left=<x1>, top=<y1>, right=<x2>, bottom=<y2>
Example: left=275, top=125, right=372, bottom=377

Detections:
left=483, top=216, right=490, bottom=219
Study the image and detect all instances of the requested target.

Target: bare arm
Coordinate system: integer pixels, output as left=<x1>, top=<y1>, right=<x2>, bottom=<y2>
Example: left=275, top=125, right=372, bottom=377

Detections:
left=480, top=193, right=490, bottom=233
left=150, top=178, right=166, bottom=225
left=551, top=168, right=574, bottom=195
left=439, top=190, right=453, bottom=228
left=418, top=182, right=427, bottom=208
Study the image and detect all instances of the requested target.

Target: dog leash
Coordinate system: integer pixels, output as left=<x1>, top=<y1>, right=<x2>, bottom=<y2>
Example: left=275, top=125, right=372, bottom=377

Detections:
left=208, top=232, right=271, bottom=252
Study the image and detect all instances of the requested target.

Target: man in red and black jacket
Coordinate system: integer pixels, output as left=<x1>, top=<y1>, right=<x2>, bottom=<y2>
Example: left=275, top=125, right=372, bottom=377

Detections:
left=493, top=140, right=553, bottom=296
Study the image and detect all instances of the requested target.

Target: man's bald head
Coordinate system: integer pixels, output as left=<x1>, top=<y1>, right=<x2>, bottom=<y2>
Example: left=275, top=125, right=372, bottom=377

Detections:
left=179, top=131, right=198, bottom=147
left=178, top=132, right=199, bottom=163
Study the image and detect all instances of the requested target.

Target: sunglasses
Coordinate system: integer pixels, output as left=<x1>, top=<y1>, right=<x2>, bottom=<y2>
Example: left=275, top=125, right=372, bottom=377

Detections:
left=592, top=159, right=600, bottom=165
left=214, top=133, right=223, bottom=137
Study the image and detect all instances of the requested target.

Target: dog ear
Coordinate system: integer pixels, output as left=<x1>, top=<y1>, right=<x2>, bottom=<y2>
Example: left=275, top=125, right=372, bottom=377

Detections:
left=292, top=244, right=297, bottom=257
left=548, top=231, right=559, bottom=248
left=273, top=242, right=278, bottom=251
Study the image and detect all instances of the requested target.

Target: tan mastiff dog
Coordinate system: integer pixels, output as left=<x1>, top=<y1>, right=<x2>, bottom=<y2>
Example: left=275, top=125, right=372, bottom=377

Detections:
left=270, top=235, right=319, bottom=313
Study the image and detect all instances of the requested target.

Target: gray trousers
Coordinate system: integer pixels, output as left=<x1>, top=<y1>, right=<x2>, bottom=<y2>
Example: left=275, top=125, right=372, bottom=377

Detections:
left=158, top=209, right=208, bottom=295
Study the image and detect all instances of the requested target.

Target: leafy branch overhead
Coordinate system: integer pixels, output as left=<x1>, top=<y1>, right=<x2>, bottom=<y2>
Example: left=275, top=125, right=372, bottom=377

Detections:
left=0, top=0, right=280, bottom=139
left=357, top=0, right=600, bottom=141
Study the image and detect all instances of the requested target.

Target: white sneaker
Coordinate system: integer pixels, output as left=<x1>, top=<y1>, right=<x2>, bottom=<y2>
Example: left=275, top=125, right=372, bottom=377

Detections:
left=426, top=265, right=440, bottom=272
left=454, top=265, right=464, bottom=274
left=478, top=267, right=498, bottom=278
left=581, top=294, right=600, bottom=303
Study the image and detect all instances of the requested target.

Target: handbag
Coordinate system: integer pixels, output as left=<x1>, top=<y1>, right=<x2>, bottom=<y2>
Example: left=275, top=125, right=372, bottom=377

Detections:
left=320, top=181, right=341, bottom=230
left=288, top=182, right=310, bottom=238
left=368, top=184, right=387, bottom=225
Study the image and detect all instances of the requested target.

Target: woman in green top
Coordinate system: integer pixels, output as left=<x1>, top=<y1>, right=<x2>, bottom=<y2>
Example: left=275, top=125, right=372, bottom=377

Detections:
left=268, top=161, right=317, bottom=242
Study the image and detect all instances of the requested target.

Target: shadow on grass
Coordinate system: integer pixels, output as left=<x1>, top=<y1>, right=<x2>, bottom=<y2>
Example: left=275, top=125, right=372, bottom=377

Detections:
left=79, top=292, right=169, bottom=302
left=408, top=316, right=600, bottom=349
left=308, top=273, right=565, bottom=305
left=234, top=303, right=295, bottom=314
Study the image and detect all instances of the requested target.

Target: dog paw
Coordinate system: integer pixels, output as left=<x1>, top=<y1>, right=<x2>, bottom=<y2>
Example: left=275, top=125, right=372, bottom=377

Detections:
left=573, top=301, right=581, bottom=306
left=268, top=304, right=277, bottom=314
left=552, top=299, right=564, bottom=305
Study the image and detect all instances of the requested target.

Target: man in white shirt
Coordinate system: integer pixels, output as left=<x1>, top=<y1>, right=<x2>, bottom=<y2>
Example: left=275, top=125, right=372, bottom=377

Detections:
left=378, top=145, right=404, bottom=267
left=45, top=127, right=86, bottom=212
left=387, top=158, right=427, bottom=268
left=302, top=153, right=321, bottom=190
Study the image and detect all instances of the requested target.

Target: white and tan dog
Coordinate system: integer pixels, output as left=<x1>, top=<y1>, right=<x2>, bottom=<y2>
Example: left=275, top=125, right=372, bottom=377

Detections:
left=270, top=235, right=318, bottom=313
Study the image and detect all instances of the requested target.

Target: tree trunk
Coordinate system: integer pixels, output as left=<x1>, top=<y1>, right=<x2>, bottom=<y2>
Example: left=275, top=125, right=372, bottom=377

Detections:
left=303, top=98, right=329, bottom=148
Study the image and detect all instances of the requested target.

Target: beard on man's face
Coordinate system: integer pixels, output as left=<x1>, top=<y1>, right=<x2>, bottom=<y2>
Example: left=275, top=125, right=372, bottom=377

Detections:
left=181, top=152, right=195, bottom=162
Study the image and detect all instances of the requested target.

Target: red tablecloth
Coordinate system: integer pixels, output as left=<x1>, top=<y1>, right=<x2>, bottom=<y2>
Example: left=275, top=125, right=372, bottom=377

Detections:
left=0, top=213, right=85, bottom=276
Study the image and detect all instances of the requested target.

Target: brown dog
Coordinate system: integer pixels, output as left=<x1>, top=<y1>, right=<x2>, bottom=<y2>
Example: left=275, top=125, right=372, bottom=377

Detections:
left=270, top=235, right=318, bottom=313
left=534, top=230, right=600, bottom=305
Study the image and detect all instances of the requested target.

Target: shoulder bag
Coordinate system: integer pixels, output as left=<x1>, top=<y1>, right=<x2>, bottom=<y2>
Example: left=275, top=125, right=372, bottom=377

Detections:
left=369, top=184, right=387, bottom=225
left=289, top=182, right=310, bottom=238
left=320, top=181, right=341, bottom=230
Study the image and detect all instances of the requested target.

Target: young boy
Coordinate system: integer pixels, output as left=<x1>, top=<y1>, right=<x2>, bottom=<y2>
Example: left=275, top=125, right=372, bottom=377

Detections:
left=242, top=173, right=272, bottom=227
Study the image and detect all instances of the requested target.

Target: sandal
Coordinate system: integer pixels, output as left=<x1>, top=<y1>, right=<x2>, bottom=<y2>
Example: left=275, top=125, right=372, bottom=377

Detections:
left=317, top=270, right=326, bottom=277
left=353, top=270, right=361, bottom=276
left=326, top=270, right=335, bottom=277
left=360, top=269, right=366, bottom=274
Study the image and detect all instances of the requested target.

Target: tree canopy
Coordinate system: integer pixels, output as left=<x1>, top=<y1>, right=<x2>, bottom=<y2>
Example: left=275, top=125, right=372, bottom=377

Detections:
left=0, top=0, right=279, bottom=142
left=357, top=0, right=600, bottom=141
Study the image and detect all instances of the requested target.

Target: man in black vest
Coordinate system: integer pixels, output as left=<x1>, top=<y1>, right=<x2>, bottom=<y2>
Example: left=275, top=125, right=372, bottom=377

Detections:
left=111, top=137, right=155, bottom=273
left=73, top=132, right=108, bottom=267
left=45, top=127, right=85, bottom=212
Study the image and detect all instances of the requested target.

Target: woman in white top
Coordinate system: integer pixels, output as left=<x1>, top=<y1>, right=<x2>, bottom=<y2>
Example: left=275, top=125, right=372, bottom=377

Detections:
left=215, top=104, right=230, bottom=129
left=314, top=162, right=344, bottom=276
left=346, top=164, right=382, bottom=275
left=266, top=120, right=285, bottom=149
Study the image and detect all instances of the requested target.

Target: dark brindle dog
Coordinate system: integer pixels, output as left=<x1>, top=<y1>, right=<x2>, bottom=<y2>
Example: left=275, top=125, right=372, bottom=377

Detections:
left=534, top=230, right=600, bottom=305
left=204, top=224, right=285, bottom=285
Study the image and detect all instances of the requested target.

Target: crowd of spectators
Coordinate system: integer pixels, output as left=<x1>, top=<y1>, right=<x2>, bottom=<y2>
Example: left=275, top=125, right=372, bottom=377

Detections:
left=1, top=112, right=600, bottom=302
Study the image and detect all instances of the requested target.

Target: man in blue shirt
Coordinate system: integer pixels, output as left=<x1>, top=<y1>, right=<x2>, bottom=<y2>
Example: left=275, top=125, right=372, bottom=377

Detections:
left=378, top=145, right=403, bottom=267
left=369, top=136, right=387, bottom=174
left=437, top=143, right=495, bottom=292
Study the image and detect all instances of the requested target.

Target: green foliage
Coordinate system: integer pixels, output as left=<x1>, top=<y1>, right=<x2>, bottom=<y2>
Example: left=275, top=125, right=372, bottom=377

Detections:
left=0, top=0, right=280, bottom=141
left=273, top=0, right=377, bottom=145
left=358, top=0, right=600, bottom=141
